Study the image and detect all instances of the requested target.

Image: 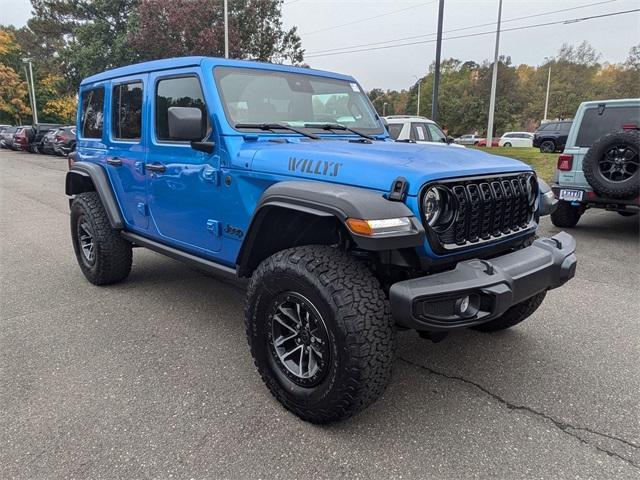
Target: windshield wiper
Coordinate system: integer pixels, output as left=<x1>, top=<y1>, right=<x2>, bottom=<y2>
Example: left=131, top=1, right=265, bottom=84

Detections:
left=234, top=123, right=320, bottom=140
left=304, top=123, right=375, bottom=141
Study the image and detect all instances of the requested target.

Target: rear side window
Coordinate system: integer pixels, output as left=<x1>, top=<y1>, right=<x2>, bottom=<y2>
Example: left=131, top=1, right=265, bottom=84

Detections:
left=81, top=87, right=105, bottom=139
left=387, top=123, right=403, bottom=140
left=411, top=123, right=429, bottom=141
left=559, top=122, right=572, bottom=132
left=155, top=76, right=207, bottom=142
left=112, top=81, right=143, bottom=140
left=575, top=105, right=640, bottom=147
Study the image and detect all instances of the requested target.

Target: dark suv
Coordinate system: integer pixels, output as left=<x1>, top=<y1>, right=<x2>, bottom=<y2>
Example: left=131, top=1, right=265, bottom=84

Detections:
left=533, top=120, right=572, bottom=153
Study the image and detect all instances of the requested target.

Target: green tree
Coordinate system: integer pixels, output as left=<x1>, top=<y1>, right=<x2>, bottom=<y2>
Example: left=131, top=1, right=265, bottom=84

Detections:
left=130, top=0, right=303, bottom=64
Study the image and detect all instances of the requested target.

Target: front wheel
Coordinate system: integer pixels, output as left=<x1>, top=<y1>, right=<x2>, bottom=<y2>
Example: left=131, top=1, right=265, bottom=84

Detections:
left=245, top=245, right=395, bottom=423
left=472, top=291, right=546, bottom=332
left=540, top=140, right=556, bottom=153
left=503, top=142, right=512, bottom=147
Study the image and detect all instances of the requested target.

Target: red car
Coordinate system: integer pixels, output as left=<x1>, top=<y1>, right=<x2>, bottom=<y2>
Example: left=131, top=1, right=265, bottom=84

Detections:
left=477, top=137, right=500, bottom=147
left=13, top=126, right=33, bottom=151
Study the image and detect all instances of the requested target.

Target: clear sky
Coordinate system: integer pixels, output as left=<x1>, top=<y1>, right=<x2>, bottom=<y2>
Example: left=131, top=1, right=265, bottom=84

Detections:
left=2, top=0, right=639, bottom=90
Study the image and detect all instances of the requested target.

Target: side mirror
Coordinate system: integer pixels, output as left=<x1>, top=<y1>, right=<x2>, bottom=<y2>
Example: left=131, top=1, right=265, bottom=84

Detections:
left=168, top=107, right=205, bottom=141
left=447, top=136, right=455, bottom=144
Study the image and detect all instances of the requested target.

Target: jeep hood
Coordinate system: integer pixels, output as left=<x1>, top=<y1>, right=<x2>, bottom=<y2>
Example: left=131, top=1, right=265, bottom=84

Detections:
left=237, top=138, right=532, bottom=196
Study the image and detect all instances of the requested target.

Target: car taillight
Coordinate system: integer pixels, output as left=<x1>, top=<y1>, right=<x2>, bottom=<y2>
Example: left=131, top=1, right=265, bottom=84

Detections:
left=557, top=154, right=573, bottom=171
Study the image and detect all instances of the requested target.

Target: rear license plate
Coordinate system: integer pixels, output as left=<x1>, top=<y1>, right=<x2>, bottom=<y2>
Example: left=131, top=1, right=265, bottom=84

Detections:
left=559, top=189, right=584, bottom=201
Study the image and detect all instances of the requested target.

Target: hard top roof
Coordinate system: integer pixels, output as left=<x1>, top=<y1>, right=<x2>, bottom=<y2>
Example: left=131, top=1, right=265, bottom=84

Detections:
left=80, top=56, right=356, bottom=86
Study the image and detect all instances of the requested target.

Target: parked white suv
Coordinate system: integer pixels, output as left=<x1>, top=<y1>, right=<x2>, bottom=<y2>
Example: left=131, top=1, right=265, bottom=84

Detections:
left=499, top=132, right=534, bottom=148
left=384, top=116, right=464, bottom=148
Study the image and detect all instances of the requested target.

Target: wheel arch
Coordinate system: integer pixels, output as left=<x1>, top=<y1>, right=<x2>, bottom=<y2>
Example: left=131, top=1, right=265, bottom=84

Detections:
left=236, top=181, right=425, bottom=277
left=65, top=161, right=124, bottom=229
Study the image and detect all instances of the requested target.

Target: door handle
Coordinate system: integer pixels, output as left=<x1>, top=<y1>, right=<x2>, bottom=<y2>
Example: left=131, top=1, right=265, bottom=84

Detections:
left=145, top=162, right=166, bottom=173
left=106, top=157, right=122, bottom=166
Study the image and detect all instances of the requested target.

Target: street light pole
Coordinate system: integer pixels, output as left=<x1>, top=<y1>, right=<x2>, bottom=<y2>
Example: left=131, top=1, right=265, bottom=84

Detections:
left=431, top=0, right=445, bottom=122
left=383, top=102, right=388, bottom=117
left=224, top=0, right=229, bottom=58
left=543, top=66, right=551, bottom=121
left=485, top=0, right=502, bottom=149
left=413, top=75, right=422, bottom=116
left=22, top=58, right=38, bottom=124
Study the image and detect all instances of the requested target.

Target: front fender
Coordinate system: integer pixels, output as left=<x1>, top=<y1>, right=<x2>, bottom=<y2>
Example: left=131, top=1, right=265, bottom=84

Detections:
left=236, top=181, right=425, bottom=276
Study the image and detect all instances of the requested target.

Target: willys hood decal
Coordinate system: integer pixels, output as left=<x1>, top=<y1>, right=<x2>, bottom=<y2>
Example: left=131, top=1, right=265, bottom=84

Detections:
left=238, top=139, right=531, bottom=196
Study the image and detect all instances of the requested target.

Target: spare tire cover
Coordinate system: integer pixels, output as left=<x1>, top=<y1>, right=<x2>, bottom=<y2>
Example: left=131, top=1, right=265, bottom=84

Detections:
left=582, top=130, right=639, bottom=200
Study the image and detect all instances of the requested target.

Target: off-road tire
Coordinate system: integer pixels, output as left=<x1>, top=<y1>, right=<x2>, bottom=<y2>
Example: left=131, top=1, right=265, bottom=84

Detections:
left=550, top=200, right=582, bottom=228
left=70, top=192, right=132, bottom=285
left=540, top=140, right=556, bottom=153
left=245, top=245, right=395, bottom=424
left=582, top=130, right=639, bottom=200
left=472, top=291, right=547, bottom=332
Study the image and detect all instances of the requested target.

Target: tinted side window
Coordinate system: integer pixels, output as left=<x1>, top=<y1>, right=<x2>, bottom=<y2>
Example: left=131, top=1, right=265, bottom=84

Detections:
left=156, top=76, right=206, bottom=142
left=387, top=123, right=403, bottom=140
left=411, top=123, right=429, bottom=141
left=112, top=81, right=143, bottom=140
left=575, top=106, right=640, bottom=147
left=81, top=87, right=105, bottom=138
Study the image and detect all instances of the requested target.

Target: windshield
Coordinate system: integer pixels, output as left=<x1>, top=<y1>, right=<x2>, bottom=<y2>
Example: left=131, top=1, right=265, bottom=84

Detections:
left=214, top=66, right=384, bottom=135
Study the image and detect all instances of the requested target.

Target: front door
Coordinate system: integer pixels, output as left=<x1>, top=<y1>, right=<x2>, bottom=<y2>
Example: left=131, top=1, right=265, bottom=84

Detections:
left=145, top=71, right=222, bottom=255
left=105, top=75, right=149, bottom=230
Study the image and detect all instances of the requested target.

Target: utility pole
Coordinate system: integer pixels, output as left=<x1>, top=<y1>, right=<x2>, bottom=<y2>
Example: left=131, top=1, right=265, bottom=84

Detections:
left=383, top=102, right=388, bottom=116
left=224, top=0, right=229, bottom=58
left=414, top=75, right=421, bottom=116
left=22, top=58, right=38, bottom=124
left=543, top=66, right=551, bottom=121
left=431, top=0, right=445, bottom=122
left=485, top=0, right=502, bottom=148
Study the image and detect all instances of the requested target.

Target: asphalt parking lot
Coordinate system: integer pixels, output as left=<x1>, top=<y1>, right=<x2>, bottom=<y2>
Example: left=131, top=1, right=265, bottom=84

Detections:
left=1, top=149, right=639, bottom=479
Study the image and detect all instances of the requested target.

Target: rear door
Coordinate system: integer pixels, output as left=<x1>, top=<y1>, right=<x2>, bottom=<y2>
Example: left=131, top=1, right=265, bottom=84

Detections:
left=146, top=70, right=222, bottom=255
left=105, top=75, right=149, bottom=230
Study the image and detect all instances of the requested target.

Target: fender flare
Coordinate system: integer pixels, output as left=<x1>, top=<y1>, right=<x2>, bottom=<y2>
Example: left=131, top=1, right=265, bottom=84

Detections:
left=65, top=161, right=124, bottom=229
left=236, top=181, right=425, bottom=275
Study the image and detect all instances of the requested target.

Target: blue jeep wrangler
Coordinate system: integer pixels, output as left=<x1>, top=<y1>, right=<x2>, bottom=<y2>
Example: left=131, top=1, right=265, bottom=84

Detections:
left=66, top=57, right=576, bottom=423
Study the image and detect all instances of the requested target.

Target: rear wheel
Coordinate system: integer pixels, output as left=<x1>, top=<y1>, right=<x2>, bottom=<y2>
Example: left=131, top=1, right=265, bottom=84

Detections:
left=472, top=291, right=546, bottom=332
left=245, top=245, right=395, bottom=423
left=70, top=192, right=132, bottom=285
left=540, top=140, right=556, bottom=153
left=551, top=200, right=582, bottom=228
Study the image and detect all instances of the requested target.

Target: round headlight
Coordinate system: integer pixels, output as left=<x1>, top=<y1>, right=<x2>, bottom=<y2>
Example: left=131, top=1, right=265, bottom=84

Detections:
left=423, top=187, right=442, bottom=226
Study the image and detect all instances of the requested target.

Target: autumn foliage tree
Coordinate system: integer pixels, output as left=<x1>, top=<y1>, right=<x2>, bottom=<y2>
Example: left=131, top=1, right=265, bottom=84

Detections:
left=130, top=0, right=303, bottom=64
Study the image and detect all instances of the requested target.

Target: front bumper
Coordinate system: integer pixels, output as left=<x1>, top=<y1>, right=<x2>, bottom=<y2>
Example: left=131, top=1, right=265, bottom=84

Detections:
left=389, top=232, right=577, bottom=331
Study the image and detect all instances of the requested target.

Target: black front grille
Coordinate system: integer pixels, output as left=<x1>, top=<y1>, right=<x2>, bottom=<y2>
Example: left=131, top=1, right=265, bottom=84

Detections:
left=423, top=172, right=537, bottom=252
